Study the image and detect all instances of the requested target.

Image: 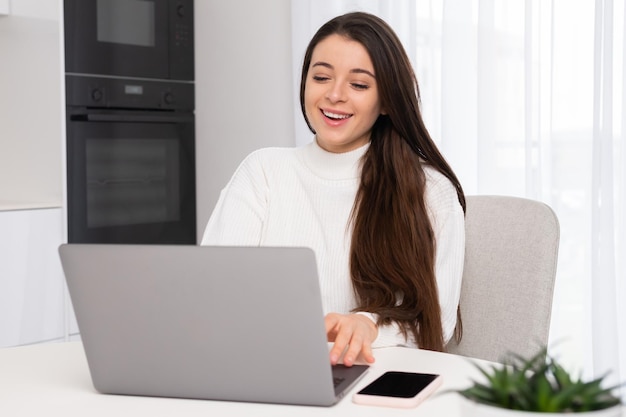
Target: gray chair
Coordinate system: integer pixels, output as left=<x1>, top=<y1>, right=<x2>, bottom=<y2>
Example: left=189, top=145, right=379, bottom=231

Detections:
left=446, top=195, right=560, bottom=363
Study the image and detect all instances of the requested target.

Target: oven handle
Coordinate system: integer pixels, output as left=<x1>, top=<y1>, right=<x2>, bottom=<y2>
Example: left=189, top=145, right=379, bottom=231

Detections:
left=70, top=113, right=194, bottom=123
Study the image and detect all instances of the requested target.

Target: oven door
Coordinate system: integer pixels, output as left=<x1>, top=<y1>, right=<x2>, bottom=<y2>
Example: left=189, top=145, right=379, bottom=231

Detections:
left=64, top=0, right=181, bottom=80
left=67, top=110, right=196, bottom=244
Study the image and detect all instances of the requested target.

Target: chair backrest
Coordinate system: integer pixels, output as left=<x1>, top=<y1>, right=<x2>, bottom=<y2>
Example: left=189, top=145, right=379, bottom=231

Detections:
left=446, top=195, right=560, bottom=363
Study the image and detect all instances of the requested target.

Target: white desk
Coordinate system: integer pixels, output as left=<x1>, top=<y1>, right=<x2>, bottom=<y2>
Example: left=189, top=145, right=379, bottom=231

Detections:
left=1, top=342, right=623, bottom=416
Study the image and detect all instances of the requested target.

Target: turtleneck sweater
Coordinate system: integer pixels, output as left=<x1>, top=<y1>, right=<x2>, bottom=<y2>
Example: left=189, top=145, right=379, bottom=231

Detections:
left=201, top=139, right=465, bottom=348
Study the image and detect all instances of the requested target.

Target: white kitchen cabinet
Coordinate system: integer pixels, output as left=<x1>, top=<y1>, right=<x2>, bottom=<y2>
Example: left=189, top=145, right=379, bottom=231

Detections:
left=0, top=0, right=69, bottom=347
left=0, top=208, right=70, bottom=347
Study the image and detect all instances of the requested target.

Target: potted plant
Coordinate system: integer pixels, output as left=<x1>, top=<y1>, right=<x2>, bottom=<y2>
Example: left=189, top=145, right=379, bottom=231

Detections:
left=455, top=347, right=623, bottom=416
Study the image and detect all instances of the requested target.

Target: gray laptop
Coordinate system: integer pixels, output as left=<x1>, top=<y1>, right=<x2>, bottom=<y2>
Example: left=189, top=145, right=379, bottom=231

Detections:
left=58, top=244, right=368, bottom=406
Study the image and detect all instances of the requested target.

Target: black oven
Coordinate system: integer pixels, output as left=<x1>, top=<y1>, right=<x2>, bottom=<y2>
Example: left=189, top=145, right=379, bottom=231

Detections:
left=64, top=0, right=196, bottom=244
left=66, top=75, right=196, bottom=244
left=64, top=0, right=193, bottom=81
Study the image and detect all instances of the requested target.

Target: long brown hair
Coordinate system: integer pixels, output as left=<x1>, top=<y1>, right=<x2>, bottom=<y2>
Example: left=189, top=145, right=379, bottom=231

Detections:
left=299, top=12, right=466, bottom=351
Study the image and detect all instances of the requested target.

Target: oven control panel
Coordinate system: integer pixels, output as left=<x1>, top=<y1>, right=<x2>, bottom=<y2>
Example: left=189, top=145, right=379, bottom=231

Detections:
left=66, top=75, right=194, bottom=111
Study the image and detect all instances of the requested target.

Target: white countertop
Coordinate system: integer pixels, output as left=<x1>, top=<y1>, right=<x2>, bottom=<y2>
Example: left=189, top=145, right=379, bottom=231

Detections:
left=0, top=341, right=481, bottom=416
left=2, top=342, right=623, bottom=416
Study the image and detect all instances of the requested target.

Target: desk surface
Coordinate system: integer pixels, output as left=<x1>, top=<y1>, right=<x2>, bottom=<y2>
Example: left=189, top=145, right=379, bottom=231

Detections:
left=1, top=342, right=623, bottom=416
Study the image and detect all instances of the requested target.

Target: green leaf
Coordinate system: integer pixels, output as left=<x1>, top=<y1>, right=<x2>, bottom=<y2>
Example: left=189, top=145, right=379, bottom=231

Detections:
left=552, top=361, right=573, bottom=389
left=536, top=373, right=553, bottom=411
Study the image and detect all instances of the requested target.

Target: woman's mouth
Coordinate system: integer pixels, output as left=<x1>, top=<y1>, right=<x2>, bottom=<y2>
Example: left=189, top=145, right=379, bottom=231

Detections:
left=322, top=109, right=353, bottom=120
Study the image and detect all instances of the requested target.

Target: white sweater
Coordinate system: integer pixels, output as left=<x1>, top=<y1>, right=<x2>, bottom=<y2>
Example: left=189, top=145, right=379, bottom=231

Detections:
left=201, top=139, right=465, bottom=348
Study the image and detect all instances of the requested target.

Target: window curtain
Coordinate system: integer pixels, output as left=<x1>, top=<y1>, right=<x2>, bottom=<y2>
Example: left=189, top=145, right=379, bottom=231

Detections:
left=291, top=0, right=625, bottom=393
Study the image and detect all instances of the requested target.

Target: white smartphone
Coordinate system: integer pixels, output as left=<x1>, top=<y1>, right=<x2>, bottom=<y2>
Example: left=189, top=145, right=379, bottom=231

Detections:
left=352, top=371, right=443, bottom=408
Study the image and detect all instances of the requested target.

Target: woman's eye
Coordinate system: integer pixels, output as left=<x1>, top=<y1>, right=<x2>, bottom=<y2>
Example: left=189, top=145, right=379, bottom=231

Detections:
left=352, top=83, right=369, bottom=90
left=312, top=75, right=329, bottom=82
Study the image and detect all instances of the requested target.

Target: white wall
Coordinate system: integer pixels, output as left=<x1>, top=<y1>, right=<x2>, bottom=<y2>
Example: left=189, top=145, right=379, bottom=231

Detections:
left=195, top=0, right=295, bottom=240
left=0, top=4, right=63, bottom=206
left=7, top=0, right=57, bottom=20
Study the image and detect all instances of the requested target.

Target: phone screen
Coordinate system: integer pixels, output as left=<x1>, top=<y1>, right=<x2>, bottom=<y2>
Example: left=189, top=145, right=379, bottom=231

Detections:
left=357, top=371, right=440, bottom=398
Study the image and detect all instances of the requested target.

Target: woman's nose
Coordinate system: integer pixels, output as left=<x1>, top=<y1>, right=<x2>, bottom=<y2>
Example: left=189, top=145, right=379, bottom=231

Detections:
left=326, top=82, right=346, bottom=103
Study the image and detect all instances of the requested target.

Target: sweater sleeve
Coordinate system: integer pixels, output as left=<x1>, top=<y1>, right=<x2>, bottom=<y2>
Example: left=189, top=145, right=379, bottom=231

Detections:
left=355, top=311, right=416, bottom=348
left=201, top=151, right=268, bottom=246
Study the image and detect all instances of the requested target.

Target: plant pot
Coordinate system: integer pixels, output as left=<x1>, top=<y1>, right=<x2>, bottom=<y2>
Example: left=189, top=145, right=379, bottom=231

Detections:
left=459, top=397, right=623, bottom=417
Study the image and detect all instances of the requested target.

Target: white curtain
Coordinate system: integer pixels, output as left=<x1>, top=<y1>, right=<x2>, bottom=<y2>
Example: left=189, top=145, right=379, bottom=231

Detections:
left=292, top=0, right=625, bottom=393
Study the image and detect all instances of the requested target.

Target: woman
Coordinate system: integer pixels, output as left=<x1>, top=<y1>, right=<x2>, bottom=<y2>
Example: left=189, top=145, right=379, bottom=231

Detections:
left=202, top=12, right=466, bottom=367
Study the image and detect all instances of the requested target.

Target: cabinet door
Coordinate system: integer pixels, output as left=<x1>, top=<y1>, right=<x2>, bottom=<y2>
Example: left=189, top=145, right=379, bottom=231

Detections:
left=0, top=208, right=66, bottom=347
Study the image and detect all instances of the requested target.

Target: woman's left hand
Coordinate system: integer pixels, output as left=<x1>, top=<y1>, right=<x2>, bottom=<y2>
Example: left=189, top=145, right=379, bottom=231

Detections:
left=324, top=313, right=378, bottom=367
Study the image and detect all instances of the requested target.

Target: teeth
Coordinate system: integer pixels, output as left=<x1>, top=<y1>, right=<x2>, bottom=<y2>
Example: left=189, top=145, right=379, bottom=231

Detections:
left=323, top=110, right=352, bottom=120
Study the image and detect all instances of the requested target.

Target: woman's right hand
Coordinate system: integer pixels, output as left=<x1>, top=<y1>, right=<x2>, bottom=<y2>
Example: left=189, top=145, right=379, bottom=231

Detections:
left=324, top=313, right=378, bottom=367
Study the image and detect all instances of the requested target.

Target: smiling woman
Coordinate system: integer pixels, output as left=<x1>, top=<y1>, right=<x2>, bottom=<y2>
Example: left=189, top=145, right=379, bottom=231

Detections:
left=201, top=11, right=466, bottom=367
left=303, top=34, right=383, bottom=153
left=293, top=0, right=626, bottom=399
